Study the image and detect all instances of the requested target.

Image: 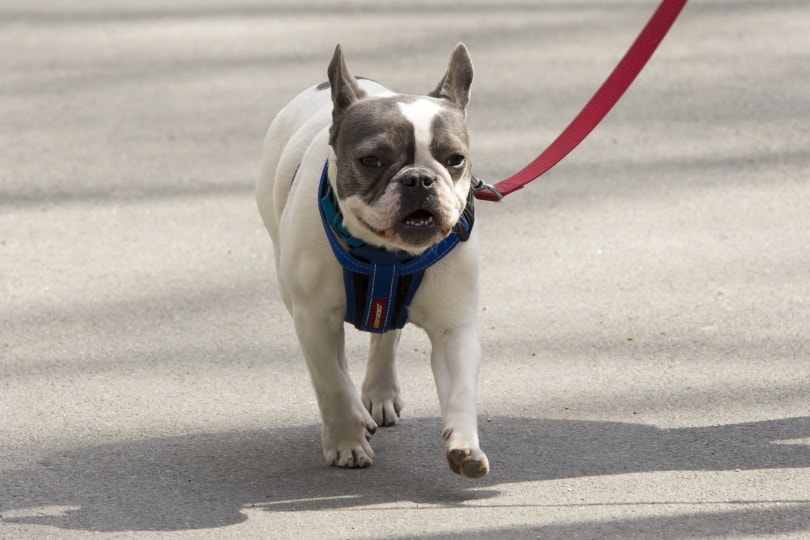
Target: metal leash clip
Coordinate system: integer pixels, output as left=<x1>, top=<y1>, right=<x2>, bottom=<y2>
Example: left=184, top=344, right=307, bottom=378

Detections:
left=471, top=175, right=504, bottom=201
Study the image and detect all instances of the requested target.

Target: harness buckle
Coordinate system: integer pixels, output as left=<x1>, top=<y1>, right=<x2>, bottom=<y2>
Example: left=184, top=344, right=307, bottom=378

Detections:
left=471, top=175, right=503, bottom=201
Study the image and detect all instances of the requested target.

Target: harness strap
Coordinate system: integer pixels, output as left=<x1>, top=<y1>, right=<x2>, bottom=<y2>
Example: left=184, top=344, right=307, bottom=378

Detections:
left=343, top=245, right=424, bottom=331
left=317, top=161, right=473, bottom=333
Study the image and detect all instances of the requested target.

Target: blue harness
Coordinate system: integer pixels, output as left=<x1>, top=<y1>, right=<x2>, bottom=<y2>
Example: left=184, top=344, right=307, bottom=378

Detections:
left=314, top=161, right=475, bottom=333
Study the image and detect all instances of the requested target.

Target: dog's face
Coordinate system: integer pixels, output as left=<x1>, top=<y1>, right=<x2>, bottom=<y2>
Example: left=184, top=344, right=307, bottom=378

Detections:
left=327, top=45, right=474, bottom=254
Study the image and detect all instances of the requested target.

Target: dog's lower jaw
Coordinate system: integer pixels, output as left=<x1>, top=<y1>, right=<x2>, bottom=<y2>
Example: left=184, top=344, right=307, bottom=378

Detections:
left=343, top=195, right=459, bottom=254
left=354, top=216, right=453, bottom=255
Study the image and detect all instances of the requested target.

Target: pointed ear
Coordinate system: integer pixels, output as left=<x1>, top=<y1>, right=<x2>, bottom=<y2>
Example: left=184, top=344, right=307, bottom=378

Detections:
left=429, top=43, right=474, bottom=110
left=327, top=44, right=366, bottom=122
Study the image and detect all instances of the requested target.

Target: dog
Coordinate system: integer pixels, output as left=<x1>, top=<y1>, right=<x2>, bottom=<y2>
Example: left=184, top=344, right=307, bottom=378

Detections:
left=256, top=44, right=488, bottom=478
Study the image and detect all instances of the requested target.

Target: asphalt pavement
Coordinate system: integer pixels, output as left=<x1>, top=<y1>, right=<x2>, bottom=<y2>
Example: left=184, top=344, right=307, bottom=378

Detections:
left=2, top=1, right=809, bottom=538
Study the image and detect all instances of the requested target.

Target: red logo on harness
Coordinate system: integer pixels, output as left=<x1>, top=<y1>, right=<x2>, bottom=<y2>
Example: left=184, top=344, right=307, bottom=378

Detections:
left=370, top=299, right=387, bottom=329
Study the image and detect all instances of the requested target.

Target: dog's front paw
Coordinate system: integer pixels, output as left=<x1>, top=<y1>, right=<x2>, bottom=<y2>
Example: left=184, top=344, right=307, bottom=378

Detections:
left=361, top=388, right=404, bottom=427
left=326, top=443, right=374, bottom=468
left=446, top=447, right=489, bottom=478
left=322, top=417, right=378, bottom=468
left=442, top=427, right=489, bottom=478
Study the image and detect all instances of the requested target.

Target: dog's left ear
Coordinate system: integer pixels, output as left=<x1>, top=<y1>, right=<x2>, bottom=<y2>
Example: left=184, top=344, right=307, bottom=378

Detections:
left=429, top=43, right=474, bottom=110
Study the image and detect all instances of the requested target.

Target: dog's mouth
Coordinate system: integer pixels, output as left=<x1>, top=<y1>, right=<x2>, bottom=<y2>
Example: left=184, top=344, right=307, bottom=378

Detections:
left=356, top=208, right=448, bottom=251
left=402, top=209, right=436, bottom=229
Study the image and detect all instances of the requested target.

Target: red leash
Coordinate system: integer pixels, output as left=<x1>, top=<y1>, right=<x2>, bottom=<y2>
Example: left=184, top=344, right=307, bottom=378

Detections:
left=473, top=0, right=689, bottom=202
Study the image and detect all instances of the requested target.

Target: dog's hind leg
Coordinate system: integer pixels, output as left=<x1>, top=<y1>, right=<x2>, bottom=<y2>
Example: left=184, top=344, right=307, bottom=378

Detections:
left=361, top=330, right=404, bottom=427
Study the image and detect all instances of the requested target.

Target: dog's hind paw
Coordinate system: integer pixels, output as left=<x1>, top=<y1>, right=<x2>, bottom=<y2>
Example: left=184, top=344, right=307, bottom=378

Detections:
left=446, top=447, right=489, bottom=478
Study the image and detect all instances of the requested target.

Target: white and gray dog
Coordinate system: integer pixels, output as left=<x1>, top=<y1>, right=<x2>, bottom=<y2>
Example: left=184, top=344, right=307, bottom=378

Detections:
left=256, top=44, right=488, bottom=478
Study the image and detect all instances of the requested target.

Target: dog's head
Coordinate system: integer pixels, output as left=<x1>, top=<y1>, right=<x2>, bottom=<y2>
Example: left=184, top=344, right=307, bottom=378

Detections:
left=327, top=44, right=474, bottom=254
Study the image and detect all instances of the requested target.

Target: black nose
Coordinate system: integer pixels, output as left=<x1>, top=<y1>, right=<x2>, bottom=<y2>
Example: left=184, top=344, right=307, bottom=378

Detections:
left=398, top=169, right=436, bottom=189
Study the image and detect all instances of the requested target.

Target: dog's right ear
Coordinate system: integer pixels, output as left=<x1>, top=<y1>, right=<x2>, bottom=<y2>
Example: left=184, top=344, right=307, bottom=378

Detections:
left=327, top=44, right=366, bottom=123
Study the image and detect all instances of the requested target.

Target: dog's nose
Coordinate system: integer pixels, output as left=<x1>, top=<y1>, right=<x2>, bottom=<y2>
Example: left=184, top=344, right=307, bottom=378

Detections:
left=398, top=168, right=436, bottom=189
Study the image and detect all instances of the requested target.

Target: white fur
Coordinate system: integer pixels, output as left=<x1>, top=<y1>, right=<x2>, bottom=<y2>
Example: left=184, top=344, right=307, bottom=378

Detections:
left=398, top=99, right=441, bottom=168
left=256, top=80, right=488, bottom=476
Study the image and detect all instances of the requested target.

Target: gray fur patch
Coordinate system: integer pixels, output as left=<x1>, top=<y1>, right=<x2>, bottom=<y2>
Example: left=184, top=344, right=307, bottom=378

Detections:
left=331, top=96, right=418, bottom=203
left=431, top=107, right=470, bottom=180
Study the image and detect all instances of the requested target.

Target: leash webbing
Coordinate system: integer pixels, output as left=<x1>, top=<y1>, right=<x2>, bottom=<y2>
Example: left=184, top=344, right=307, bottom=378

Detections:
left=474, top=0, right=689, bottom=202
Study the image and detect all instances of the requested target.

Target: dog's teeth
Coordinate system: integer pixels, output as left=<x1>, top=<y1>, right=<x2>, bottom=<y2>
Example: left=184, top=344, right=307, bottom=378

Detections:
left=405, top=214, right=434, bottom=228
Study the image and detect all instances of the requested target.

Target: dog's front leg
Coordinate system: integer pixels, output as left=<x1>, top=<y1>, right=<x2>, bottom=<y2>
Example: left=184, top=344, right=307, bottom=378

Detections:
left=361, top=330, right=404, bottom=427
left=429, top=324, right=489, bottom=478
left=293, top=312, right=378, bottom=468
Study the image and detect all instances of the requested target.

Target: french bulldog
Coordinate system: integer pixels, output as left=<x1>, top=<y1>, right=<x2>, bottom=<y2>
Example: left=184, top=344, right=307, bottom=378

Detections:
left=256, top=43, right=488, bottom=478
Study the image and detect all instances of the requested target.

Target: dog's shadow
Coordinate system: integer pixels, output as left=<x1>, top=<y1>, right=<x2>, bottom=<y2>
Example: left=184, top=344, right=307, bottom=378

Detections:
left=3, top=416, right=809, bottom=532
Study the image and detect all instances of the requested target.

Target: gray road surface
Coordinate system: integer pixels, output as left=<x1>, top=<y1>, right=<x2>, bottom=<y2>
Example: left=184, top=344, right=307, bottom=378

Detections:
left=2, top=1, right=809, bottom=538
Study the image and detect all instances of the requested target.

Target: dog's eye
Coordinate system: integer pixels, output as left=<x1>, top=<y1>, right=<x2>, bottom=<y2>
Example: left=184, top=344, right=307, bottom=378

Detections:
left=359, top=156, right=385, bottom=169
left=445, top=154, right=466, bottom=168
